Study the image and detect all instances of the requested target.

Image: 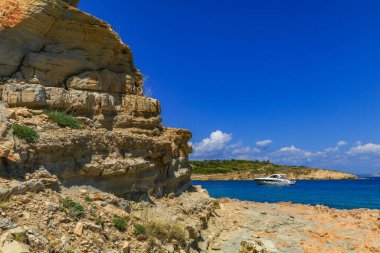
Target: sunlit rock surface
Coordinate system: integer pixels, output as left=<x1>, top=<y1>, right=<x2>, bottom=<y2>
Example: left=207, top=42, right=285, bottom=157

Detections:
left=0, top=0, right=192, bottom=198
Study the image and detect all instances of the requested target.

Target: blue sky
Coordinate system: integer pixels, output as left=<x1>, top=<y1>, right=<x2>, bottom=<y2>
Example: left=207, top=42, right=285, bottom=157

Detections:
left=79, top=1, right=380, bottom=174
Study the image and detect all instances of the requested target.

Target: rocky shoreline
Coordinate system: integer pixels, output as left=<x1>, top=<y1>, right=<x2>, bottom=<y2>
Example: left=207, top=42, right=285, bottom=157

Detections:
left=192, top=169, right=358, bottom=181
left=209, top=197, right=380, bottom=253
left=0, top=175, right=379, bottom=253
left=0, top=1, right=378, bottom=253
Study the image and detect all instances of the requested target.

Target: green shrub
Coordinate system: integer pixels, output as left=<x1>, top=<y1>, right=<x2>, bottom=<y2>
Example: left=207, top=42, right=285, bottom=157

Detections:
left=84, top=196, right=94, bottom=204
left=133, top=224, right=146, bottom=235
left=60, top=197, right=85, bottom=219
left=112, top=216, right=129, bottom=231
left=44, top=110, right=81, bottom=129
left=13, top=124, right=39, bottom=142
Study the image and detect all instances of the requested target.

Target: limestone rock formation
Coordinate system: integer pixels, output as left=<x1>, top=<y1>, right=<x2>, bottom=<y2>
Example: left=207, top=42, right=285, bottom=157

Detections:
left=0, top=0, right=192, bottom=198
left=0, top=185, right=216, bottom=252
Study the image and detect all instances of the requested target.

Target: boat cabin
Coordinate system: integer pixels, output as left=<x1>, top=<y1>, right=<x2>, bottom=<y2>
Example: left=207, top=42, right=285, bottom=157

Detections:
left=268, top=174, right=288, bottom=179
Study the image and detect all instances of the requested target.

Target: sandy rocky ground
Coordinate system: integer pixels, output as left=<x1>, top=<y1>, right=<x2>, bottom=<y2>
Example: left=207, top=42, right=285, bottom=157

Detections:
left=207, top=199, right=380, bottom=253
left=0, top=172, right=379, bottom=253
left=0, top=170, right=216, bottom=253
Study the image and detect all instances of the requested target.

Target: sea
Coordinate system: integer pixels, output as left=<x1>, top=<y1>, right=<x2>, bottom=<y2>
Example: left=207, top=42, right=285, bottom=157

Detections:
left=192, top=178, right=380, bottom=210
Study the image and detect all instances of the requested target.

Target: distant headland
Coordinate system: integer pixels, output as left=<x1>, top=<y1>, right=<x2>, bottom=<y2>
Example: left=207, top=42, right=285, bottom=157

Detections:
left=191, top=160, right=358, bottom=180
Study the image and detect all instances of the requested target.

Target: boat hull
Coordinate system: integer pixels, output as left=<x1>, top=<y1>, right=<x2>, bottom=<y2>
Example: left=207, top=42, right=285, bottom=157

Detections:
left=254, top=179, right=295, bottom=186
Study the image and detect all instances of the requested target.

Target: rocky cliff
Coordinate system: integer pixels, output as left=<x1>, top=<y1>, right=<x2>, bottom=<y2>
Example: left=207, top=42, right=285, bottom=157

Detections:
left=0, top=0, right=192, bottom=198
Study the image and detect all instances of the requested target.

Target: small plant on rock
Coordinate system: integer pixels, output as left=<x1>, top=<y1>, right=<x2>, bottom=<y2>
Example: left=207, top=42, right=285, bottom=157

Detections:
left=84, top=196, right=94, bottom=204
left=0, top=200, right=11, bottom=210
left=44, top=110, right=81, bottom=129
left=112, top=216, right=129, bottom=232
left=59, top=197, right=85, bottom=219
left=133, top=224, right=146, bottom=235
left=13, top=231, right=28, bottom=244
left=95, top=217, right=105, bottom=228
left=13, top=124, right=39, bottom=142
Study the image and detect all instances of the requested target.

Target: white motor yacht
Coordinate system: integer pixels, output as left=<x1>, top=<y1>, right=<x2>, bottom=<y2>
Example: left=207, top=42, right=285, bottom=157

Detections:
left=254, top=174, right=296, bottom=185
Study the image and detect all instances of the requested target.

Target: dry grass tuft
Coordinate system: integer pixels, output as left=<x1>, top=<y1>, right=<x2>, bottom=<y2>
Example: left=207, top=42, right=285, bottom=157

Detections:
left=145, top=220, right=187, bottom=246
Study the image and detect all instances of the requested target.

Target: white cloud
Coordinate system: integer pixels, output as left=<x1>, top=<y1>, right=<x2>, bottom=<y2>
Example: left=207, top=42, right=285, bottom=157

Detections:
left=348, top=143, right=380, bottom=155
left=190, top=131, right=380, bottom=173
left=268, top=142, right=380, bottom=172
left=324, top=146, right=338, bottom=153
left=231, top=146, right=260, bottom=155
left=337, top=140, right=347, bottom=147
left=324, top=141, right=348, bottom=153
left=278, top=145, right=301, bottom=152
left=270, top=145, right=316, bottom=164
left=255, top=139, right=273, bottom=148
left=192, top=130, right=232, bottom=157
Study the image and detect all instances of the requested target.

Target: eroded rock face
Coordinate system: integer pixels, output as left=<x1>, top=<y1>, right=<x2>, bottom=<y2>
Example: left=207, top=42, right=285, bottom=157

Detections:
left=0, top=102, right=15, bottom=166
left=0, top=0, right=192, bottom=197
left=0, top=0, right=137, bottom=86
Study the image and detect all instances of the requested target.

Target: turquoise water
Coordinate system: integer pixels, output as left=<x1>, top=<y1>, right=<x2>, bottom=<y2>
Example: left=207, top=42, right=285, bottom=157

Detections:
left=192, top=178, right=380, bottom=210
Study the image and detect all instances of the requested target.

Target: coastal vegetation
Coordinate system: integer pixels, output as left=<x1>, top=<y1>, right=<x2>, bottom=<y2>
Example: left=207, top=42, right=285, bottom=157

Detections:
left=13, top=124, right=39, bottom=142
left=145, top=221, right=187, bottom=247
left=191, top=159, right=357, bottom=180
left=192, top=160, right=315, bottom=175
left=133, top=224, right=146, bottom=235
left=59, top=197, right=85, bottom=219
left=44, top=110, right=82, bottom=129
left=112, top=216, right=129, bottom=232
